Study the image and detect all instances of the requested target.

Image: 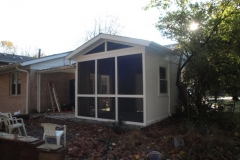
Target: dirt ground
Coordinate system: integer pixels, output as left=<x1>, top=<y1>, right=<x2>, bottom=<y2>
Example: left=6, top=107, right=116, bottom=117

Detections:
left=22, top=112, right=240, bottom=160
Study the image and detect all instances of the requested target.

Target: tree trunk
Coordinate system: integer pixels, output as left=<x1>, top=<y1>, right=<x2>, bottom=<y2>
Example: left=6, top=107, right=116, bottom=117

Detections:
left=176, top=83, right=189, bottom=117
left=176, top=63, right=189, bottom=117
left=195, top=94, right=203, bottom=117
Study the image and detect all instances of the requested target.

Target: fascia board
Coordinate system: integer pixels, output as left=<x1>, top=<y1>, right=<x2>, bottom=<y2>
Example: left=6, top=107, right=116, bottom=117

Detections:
left=37, top=65, right=76, bottom=73
left=149, top=42, right=177, bottom=56
left=65, top=36, right=104, bottom=60
left=101, top=34, right=151, bottom=46
left=21, top=53, right=69, bottom=66
left=66, top=34, right=152, bottom=60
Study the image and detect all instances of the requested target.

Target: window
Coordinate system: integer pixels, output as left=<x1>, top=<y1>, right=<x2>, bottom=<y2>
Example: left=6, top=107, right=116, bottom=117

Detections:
left=159, top=67, right=167, bottom=93
left=84, top=42, right=133, bottom=55
left=107, top=42, right=131, bottom=51
left=10, top=73, right=21, bottom=95
left=85, top=43, right=105, bottom=55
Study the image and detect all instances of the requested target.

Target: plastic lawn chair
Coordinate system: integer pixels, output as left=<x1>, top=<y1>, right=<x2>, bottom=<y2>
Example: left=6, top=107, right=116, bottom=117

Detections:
left=41, top=123, right=66, bottom=147
left=1, top=114, right=27, bottom=136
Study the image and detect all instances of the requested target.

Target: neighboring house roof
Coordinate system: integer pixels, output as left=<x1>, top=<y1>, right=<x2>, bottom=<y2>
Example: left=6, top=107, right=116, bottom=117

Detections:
left=0, top=53, right=36, bottom=64
left=21, top=51, right=72, bottom=66
left=66, top=34, right=176, bottom=60
left=0, top=51, right=73, bottom=72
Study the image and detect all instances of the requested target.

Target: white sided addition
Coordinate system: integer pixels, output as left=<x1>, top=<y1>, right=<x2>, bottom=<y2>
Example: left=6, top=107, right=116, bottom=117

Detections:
left=66, top=34, right=178, bottom=126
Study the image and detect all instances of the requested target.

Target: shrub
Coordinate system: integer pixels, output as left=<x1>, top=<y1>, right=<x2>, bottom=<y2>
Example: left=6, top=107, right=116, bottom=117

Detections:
left=112, top=117, right=125, bottom=134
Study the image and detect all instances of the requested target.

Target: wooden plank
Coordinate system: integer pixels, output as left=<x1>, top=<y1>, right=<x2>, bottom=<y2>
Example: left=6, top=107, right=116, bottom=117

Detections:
left=48, top=82, right=55, bottom=112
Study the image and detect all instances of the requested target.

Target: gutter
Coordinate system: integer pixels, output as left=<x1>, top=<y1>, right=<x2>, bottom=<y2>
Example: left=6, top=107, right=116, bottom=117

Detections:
left=0, top=63, right=21, bottom=73
left=16, top=66, right=29, bottom=114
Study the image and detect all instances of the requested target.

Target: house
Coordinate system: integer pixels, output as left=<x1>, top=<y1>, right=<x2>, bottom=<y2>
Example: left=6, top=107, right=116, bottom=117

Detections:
left=0, top=52, right=75, bottom=114
left=0, top=34, right=178, bottom=126
left=66, top=34, right=178, bottom=126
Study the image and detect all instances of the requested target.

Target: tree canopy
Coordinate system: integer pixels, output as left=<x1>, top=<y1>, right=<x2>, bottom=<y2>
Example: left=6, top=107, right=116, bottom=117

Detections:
left=0, top=41, right=16, bottom=54
left=146, top=0, right=240, bottom=116
left=0, top=40, right=45, bottom=57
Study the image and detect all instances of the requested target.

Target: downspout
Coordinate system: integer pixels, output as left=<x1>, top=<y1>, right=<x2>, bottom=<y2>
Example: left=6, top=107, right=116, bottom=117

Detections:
left=168, top=59, right=172, bottom=117
left=168, top=55, right=178, bottom=117
left=37, top=72, right=41, bottom=113
left=16, top=66, right=29, bottom=114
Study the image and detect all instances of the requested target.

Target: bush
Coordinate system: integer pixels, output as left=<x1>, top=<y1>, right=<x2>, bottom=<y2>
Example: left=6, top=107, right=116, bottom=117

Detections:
left=112, top=117, right=125, bottom=134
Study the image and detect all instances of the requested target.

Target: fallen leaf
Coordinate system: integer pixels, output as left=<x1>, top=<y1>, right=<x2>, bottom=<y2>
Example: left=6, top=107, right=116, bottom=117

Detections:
left=171, top=154, right=176, bottom=158
left=179, top=150, right=185, bottom=155
left=170, top=149, right=175, bottom=154
left=134, top=153, right=140, bottom=159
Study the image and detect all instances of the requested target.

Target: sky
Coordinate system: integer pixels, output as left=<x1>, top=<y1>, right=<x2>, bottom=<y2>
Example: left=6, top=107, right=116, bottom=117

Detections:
left=0, top=0, right=175, bottom=55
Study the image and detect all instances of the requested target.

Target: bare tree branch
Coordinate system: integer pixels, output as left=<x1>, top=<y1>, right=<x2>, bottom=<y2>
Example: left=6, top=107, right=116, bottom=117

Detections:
left=81, top=15, right=124, bottom=43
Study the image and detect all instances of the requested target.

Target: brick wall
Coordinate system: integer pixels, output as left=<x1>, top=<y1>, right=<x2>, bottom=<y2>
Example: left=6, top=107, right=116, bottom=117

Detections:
left=40, top=72, right=75, bottom=112
left=0, top=70, right=75, bottom=114
left=0, top=72, right=27, bottom=114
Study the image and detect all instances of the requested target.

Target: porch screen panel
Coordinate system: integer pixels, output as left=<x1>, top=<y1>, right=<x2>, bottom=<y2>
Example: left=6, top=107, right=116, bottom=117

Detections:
left=97, top=97, right=115, bottom=120
left=78, top=97, right=95, bottom=117
left=97, top=57, right=115, bottom=94
left=118, top=54, right=143, bottom=95
left=78, top=60, right=95, bottom=94
left=118, top=98, right=143, bottom=123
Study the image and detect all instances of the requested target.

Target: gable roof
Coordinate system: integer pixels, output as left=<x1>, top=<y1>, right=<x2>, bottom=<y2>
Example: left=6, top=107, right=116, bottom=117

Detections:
left=66, top=34, right=175, bottom=60
left=21, top=51, right=72, bottom=66
left=0, top=53, right=36, bottom=64
left=0, top=51, right=73, bottom=72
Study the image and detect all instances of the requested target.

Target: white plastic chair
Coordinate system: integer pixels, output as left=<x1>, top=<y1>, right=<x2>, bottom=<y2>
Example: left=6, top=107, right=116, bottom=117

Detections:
left=41, top=123, right=66, bottom=147
left=1, top=114, right=27, bottom=136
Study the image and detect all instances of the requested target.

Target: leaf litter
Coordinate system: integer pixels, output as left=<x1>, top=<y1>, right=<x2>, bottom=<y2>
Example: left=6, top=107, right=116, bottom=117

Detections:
left=24, top=116, right=240, bottom=160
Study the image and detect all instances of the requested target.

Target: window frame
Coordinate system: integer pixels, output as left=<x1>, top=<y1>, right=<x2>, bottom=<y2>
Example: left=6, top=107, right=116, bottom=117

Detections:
left=159, top=66, right=168, bottom=95
left=10, top=72, right=21, bottom=96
